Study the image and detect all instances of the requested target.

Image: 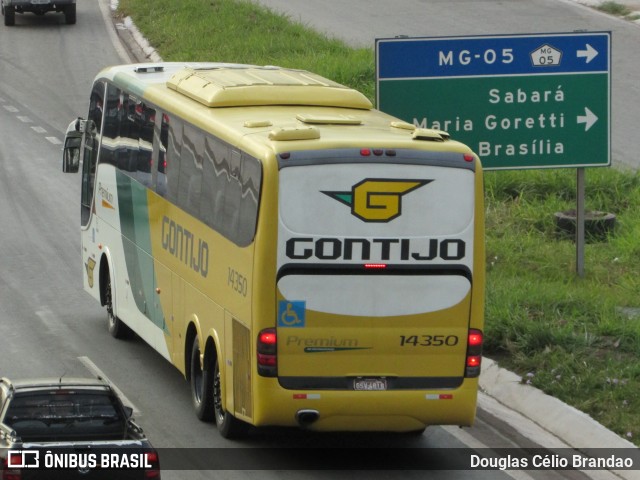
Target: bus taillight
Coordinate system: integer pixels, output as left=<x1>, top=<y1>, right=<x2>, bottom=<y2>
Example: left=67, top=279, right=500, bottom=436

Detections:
left=465, top=329, right=483, bottom=378
left=364, top=263, right=387, bottom=269
left=257, top=328, right=277, bottom=377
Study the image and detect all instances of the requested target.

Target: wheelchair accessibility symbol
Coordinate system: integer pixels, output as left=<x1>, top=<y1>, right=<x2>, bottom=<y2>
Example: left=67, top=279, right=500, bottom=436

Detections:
left=278, top=301, right=306, bottom=328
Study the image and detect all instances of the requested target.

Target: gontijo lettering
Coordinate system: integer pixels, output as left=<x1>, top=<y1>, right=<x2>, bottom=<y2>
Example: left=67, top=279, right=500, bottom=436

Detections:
left=286, top=237, right=465, bottom=262
left=161, top=216, right=209, bottom=277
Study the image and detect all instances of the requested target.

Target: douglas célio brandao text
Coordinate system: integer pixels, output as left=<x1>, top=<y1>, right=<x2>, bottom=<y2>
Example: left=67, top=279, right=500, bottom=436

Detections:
left=470, top=453, right=635, bottom=470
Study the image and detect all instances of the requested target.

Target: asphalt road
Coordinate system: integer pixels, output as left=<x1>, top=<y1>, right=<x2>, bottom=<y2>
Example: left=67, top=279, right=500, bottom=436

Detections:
left=0, top=1, right=633, bottom=479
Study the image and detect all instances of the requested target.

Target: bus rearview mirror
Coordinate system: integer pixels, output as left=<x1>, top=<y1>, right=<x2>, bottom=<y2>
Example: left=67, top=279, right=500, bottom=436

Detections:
left=63, top=135, right=81, bottom=173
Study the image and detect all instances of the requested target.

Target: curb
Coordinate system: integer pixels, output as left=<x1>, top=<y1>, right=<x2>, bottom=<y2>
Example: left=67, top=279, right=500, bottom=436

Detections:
left=480, top=358, right=636, bottom=449
left=118, top=16, right=163, bottom=63
left=480, top=358, right=638, bottom=479
left=107, top=0, right=163, bottom=64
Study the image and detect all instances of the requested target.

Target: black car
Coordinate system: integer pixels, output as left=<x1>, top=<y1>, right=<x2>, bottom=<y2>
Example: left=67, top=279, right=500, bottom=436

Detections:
left=1, top=0, right=76, bottom=26
left=0, top=376, right=160, bottom=479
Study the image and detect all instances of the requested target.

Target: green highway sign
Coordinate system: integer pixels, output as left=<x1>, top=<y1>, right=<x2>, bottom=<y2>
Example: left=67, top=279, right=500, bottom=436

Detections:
left=376, top=33, right=611, bottom=170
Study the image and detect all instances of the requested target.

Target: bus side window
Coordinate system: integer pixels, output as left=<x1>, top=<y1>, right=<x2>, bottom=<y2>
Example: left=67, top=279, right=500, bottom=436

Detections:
left=165, top=116, right=183, bottom=205
left=200, top=136, right=261, bottom=246
left=224, top=150, right=242, bottom=239
left=237, top=155, right=262, bottom=246
left=201, top=136, right=230, bottom=236
left=101, top=85, right=132, bottom=171
left=88, top=84, right=104, bottom=133
left=136, top=102, right=156, bottom=188
left=200, top=136, right=218, bottom=229
left=177, top=124, right=204, bottom=218
left=156, top=113, right=169, bottom=197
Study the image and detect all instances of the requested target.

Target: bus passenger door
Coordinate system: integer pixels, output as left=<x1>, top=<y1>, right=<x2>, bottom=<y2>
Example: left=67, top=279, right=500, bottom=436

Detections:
left=79, top=82, right=106, bottom=304
left=80, top=128, right=99, bottom=227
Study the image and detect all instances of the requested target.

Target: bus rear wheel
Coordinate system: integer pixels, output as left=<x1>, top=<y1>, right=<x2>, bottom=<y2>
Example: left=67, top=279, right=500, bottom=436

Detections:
left=190, top=335, right=214, bottom=421
left=213, top=357, right=249, bottom=438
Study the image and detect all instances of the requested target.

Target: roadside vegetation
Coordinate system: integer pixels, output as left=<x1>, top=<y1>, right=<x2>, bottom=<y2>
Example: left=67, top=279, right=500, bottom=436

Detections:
left=118, top=0, right=640, bottom=445
left=596, top=1, right=640, bottom=21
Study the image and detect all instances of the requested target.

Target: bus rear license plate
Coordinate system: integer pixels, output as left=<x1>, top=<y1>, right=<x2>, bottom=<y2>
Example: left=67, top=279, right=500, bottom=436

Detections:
left=31, top=0, right=50, bottom=3
left=354, top=378, right=387, bottom=391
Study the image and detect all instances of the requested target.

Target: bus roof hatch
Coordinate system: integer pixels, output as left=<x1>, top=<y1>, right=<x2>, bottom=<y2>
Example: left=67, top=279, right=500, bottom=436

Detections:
left=166, top=67, right=373, bottom=110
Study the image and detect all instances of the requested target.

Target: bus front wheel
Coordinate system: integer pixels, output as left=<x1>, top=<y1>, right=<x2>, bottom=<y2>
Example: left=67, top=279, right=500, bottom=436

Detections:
left=190, top=335, right=215, bottom=422
left=213, top=357, right=249, bottom=438
left=105, top=272, right=130, bottom=339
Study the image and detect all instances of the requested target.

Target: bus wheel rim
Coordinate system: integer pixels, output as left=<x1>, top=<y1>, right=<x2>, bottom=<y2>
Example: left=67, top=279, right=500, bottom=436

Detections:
left=192, top=345, right=203, bottom=403
left=213, top=363, right=224, bottom=424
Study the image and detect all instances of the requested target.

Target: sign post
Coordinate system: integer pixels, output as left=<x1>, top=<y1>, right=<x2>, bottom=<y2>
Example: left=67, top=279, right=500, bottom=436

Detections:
left=376, top=32, right=611, bottom=275
left=576, top=168, right=586, bottom=277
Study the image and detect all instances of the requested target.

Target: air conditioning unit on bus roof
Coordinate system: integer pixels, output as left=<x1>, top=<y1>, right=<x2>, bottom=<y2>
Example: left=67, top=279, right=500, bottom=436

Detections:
left=166, top=66, right=373, bottom=110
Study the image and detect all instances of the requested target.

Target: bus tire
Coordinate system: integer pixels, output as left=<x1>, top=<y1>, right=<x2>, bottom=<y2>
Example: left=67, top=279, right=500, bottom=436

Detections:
left=190, top=335, right=215, bottom=421
left=105, top=271, right=131, bottom=339
left=4, top=6, right=15, bottom=26
left=64, top=4, right=76, bottom=24
left=213, top=356, right=250, bottom=438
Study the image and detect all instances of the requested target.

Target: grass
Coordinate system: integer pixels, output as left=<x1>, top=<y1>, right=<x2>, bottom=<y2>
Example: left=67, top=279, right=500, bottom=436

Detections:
left=595, top=1, right=638, bottom=19
left=118, top=0, right=640, bottom=445
left=596, top=1, right=632, bottom=16
left=484, top=168, right=640, bottom=444
left=116, top=0, right=375, bottom=99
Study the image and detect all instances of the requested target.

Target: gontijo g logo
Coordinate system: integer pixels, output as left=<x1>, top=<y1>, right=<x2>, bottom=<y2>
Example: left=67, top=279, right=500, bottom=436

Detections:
left=322, top=179, right=432, bottom=222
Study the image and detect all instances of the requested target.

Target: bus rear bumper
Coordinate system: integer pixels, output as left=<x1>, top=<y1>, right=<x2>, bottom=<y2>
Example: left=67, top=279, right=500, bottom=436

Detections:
left=251, top=380, right=479, bottom=432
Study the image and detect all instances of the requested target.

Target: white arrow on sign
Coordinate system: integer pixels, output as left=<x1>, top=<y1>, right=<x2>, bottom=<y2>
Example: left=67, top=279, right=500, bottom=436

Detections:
left=577, top=107, right=598, bottom=131
left=577, top=44, right=598, bottom=64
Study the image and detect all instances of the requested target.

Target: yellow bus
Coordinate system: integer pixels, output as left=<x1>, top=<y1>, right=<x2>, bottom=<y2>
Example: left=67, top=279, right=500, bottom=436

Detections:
left=62, top=63, right=485, bottom=438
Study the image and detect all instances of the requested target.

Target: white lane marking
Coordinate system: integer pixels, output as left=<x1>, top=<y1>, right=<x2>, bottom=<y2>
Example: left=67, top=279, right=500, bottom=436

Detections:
left=442, top=425, right=537, bottom=480
left=4, top=104, right=58, bottom=142
left=78, top=356, right=142, bottom=416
